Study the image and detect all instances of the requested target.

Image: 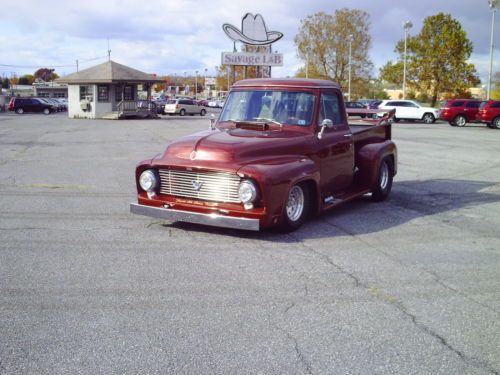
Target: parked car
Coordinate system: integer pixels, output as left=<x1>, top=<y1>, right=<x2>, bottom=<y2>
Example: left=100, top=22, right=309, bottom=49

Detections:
left=476, top=100, right=500, bottom=129
left=345, top=101, right=368, bottom=118
left=164, top=98, right=206, bottom=116
left=130, top=78, right=397, bottom=232
left=197, top=99, right=209, bottom=107
left=378, top=100, right=439, bottom=124
left=153, top=99, right=169, bottom=114
left=8, top=97, right=56, bottom=114
left=368, top=100, right=382, bottom=109
left=38, top=98, right=65, bottom=112
left=439, top=99, right=481, bottom=127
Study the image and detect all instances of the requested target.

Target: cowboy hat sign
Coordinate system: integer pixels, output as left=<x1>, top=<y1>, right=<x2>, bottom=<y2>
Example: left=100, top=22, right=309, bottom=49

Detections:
left=222, top=13, right=283, bottom=46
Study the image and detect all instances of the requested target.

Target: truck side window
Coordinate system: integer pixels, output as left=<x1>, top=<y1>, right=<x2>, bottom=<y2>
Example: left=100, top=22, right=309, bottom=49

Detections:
left=319, top=93, right=342, bottom=126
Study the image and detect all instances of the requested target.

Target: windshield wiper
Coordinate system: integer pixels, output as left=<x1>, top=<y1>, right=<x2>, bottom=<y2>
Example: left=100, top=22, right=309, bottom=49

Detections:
left=253, top=117, right=283, bottom=127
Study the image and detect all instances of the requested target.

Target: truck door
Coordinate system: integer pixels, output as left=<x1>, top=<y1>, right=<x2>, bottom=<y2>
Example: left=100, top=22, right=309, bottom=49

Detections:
left=315, top=90, right=355, bottom=196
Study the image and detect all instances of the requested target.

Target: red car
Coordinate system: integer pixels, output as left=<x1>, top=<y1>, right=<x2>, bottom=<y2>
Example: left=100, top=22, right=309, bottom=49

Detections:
left=439, top=99, right=481, bottom=127
left=476, top=100, right=500, bottom=129
left=130, top=78, right=397, bottom=231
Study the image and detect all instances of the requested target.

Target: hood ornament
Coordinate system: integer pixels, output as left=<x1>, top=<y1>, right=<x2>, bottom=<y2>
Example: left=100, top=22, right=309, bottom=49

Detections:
left=192, top=180, right=204, bottom=191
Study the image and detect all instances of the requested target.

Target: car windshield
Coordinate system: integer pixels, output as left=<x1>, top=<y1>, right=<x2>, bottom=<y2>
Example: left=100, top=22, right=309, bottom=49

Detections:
left=219, top=90, right=315, bottom=126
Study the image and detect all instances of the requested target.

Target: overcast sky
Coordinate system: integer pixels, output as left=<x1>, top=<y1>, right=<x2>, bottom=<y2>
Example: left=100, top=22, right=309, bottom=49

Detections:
left=0, top=0, right=498, bottom=85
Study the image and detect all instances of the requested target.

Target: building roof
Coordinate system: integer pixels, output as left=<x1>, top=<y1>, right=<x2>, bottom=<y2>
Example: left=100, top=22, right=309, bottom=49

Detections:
left=56, top=60, right=162, bottom=84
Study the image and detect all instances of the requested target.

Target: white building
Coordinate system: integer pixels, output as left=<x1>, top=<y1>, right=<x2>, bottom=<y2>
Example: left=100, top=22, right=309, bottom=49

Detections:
left=56, top=60, right=162, bottom=119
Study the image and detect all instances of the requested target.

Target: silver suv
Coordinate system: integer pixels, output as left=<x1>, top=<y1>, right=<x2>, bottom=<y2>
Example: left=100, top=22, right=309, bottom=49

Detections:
left=164, top=99, right=206, bottom=116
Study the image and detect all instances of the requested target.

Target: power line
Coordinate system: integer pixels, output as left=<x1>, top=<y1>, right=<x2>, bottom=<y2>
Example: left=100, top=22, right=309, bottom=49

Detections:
left=0, top=55, right=108, bottom=69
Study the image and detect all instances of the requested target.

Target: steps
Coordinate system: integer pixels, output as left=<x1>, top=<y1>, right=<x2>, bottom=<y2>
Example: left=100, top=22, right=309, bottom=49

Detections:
left=101, top=111, right=120, bottom=120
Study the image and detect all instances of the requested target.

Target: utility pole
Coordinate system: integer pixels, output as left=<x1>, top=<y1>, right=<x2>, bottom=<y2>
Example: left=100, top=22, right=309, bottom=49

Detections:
left=487, top=0, right=499, bottom=99
left=348, top=34, right=353, bottom=102
left=403, top=21, right=413, bottom=100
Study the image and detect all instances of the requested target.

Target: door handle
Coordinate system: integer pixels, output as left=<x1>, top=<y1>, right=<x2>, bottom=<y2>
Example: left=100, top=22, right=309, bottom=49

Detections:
left=343, top=134, right=353, bottom=138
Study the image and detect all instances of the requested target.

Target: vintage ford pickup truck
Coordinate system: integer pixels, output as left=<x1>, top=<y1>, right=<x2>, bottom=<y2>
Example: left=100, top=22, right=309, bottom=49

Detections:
left=130, top=78, right=397, bottom=231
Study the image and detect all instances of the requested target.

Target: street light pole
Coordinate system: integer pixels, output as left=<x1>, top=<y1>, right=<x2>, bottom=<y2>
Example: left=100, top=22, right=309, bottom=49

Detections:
left=348, top=35, right=353, bottom=102
left=487, top=0, right=499, bottom=100
left=403, top=21, right=413, bottom=100
left=195, top=70, right=198, bottom=100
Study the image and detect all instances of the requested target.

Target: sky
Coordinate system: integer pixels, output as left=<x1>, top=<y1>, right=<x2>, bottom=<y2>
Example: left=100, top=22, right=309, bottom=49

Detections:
left=0, top=0, right=498, bottom=85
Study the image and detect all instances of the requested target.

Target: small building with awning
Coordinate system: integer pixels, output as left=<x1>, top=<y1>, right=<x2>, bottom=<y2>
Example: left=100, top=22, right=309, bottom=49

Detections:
left=56, top=60, right=162, bottom=119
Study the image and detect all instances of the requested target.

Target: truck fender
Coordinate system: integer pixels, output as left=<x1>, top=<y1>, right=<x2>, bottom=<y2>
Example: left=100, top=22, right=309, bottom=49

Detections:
left=238, top=157, right=321, bottom=226
left=355, top=141, right=397, bottom=190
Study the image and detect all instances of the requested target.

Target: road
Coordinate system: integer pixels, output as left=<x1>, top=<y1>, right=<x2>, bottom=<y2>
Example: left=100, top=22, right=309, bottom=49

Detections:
left=0, top=112, right=499, bottom=374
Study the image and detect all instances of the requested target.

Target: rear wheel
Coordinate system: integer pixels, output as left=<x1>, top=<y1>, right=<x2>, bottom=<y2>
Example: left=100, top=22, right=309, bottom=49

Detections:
left=372, top=157, right=393, bottom=202
left=492, top=117, right=500, bottom=129
left=422, top=113, right=435, bottom=124
left=179, top=109, right=186, bottom=116
left=453, top=115, right=466, bottom=127
left=43, top=108, right=50, bottom=115
left=200, top=109, right=206, bottom=116
left=16, top=108, right=23, bottom=114
left=448, top=121, right=457, bottom=126
left=280, top=183, right=310, bottom=231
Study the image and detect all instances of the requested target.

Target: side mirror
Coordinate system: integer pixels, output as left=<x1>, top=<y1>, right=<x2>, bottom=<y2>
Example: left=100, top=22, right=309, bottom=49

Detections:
left=318, top=119, right=334, bottom=139
left=209, top=113, right=216, bottom=130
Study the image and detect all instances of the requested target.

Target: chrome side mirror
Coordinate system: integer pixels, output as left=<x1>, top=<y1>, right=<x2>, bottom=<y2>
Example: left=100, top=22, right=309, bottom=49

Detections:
left=209, top=113, right=216, bottom=130
left=318, top=119, right=334, bottom=139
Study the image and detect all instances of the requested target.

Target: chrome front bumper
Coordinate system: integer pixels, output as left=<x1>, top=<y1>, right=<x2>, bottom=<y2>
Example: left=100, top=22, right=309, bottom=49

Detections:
left=130, top=203, right=260, bottom=231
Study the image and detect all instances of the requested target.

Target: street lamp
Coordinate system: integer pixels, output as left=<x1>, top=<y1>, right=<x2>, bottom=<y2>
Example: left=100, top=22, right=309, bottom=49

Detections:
left=402, top=20, right=413, bottom=100
left=195, top=70, right=198, bottom=99
left=347, top=34, right=353, bottom=102
left=204, top=68, right=208, bottom=97
left=487, top=0, right=499, bottom=99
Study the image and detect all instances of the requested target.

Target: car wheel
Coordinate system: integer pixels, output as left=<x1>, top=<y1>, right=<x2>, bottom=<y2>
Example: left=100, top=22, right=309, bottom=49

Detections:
left=393, top=117, right=400, bottom=123
left=179, top=109, right=186, bottom=116
left=372, top=157, right=393, bottom=202
left=422, top=113, right=435, bottom=124
left=280, top=183, right=310, bottom=231
left=200, top=109, right=206, bottom=116
left=43, top=108, right=50, bottom=115
left=486, top=122, right=495, bottom=129
left=453, top=115, right=466, bottom=127
left=16, top=108, right=23, bottom=114
left=448, top=121, right=457, bottom=126
left=492, top=116, right=500, bottom=129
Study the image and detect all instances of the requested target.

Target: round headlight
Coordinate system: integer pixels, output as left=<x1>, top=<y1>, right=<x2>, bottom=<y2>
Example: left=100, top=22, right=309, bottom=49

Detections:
left=139, top=170, right=158, bottom=192
left=238, top=180, right=257, bottom=203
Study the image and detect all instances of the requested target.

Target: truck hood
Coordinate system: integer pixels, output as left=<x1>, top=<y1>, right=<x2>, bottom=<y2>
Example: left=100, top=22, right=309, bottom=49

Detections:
left=158, top=128, right=311, bottom=167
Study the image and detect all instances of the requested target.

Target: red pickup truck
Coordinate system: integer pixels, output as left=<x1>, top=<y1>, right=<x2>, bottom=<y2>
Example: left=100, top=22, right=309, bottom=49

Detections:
left=131, top=78, right=397, bottom=231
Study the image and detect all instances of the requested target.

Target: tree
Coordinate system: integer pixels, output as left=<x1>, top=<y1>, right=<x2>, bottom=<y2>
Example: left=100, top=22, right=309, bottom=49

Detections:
left=294, top=9, right=373, bottom=98
left=34, top=68, right=59, bottom=82
left=1, top=78, right=9, bottom=89
left=492, top=71, right=500, bottom=100
left=18, top=74, right=34, bottom=85
left=380, top=13, right=480, bottom=106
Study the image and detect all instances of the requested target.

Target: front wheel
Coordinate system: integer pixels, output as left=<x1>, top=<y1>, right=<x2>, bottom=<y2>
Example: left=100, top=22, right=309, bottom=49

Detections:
left=179, top=109, right=186, bottom=116
left=200, top=109, right=206, bottom=116
left=280, top=183, right=310, bottom=231
left=16, top=108, right=23, bottom=114
left=422, top=113, right=435, bottom=124
left=492, top=117, right=500, bottom=129
left=372, top=157, right=393, bottom=202
left=43, top=108, right=50, bottom=115
left=449, top=121, right=457, bottom=126
left=453, top=115, right=466, bottom=127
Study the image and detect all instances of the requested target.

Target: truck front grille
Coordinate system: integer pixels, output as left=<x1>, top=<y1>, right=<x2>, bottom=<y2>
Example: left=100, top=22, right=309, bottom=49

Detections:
left=158, top=169, right=241, bottom=203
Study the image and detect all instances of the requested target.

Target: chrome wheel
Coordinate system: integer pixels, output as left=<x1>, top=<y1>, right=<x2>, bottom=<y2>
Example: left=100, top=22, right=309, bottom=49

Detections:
left=379, top=161, right=389, bottom=190
left=454, top=115, right=466, bottom=127
left=286, top=185, right=305, bottom=222
left=422, top=113, right=435, bottom=124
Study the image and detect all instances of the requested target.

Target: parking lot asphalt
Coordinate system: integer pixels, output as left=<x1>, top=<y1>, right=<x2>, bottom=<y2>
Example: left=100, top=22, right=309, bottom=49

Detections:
left=0, top=112, right=499, bottom=374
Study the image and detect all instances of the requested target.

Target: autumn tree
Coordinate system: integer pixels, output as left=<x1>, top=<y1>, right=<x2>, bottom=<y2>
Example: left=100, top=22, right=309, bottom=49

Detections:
left=18, top=74, right=35, bottom=85
left=34, top=68, right=59, bottom=82
left=380, top=13, right=479, bottom=106
left=294, top=9, right=373, bottom=98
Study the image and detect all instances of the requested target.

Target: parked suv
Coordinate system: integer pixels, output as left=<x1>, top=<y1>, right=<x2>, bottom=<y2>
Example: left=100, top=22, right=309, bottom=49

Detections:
left=8, top=97, right=56, bottom=115
left=378, top=100, right=439, bottom=124
left=476, top=100, right=500, bottom=129
left=163, top=98, right=206, bottom=116
left=439, top=99, right=481, bottom=127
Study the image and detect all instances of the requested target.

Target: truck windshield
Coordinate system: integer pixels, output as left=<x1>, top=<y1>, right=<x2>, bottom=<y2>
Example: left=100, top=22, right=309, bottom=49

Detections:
left=219, top=90, right=315, bottom=126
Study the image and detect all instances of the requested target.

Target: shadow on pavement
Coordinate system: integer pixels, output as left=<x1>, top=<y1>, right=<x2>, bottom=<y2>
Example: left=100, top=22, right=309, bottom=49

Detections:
left=163, top=179, right=500, bottom=241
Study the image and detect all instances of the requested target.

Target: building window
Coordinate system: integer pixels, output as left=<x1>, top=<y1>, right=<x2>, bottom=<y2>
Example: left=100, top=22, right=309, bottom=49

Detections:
left=97, top=85, right=109, bottom=102
left=80, top=85, right=94, bottom=101
left=54, top=92, right=67, bottom=98
left=115, top=85, right=134, bottom=101
left=38, top=92, right=49, bottom=98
